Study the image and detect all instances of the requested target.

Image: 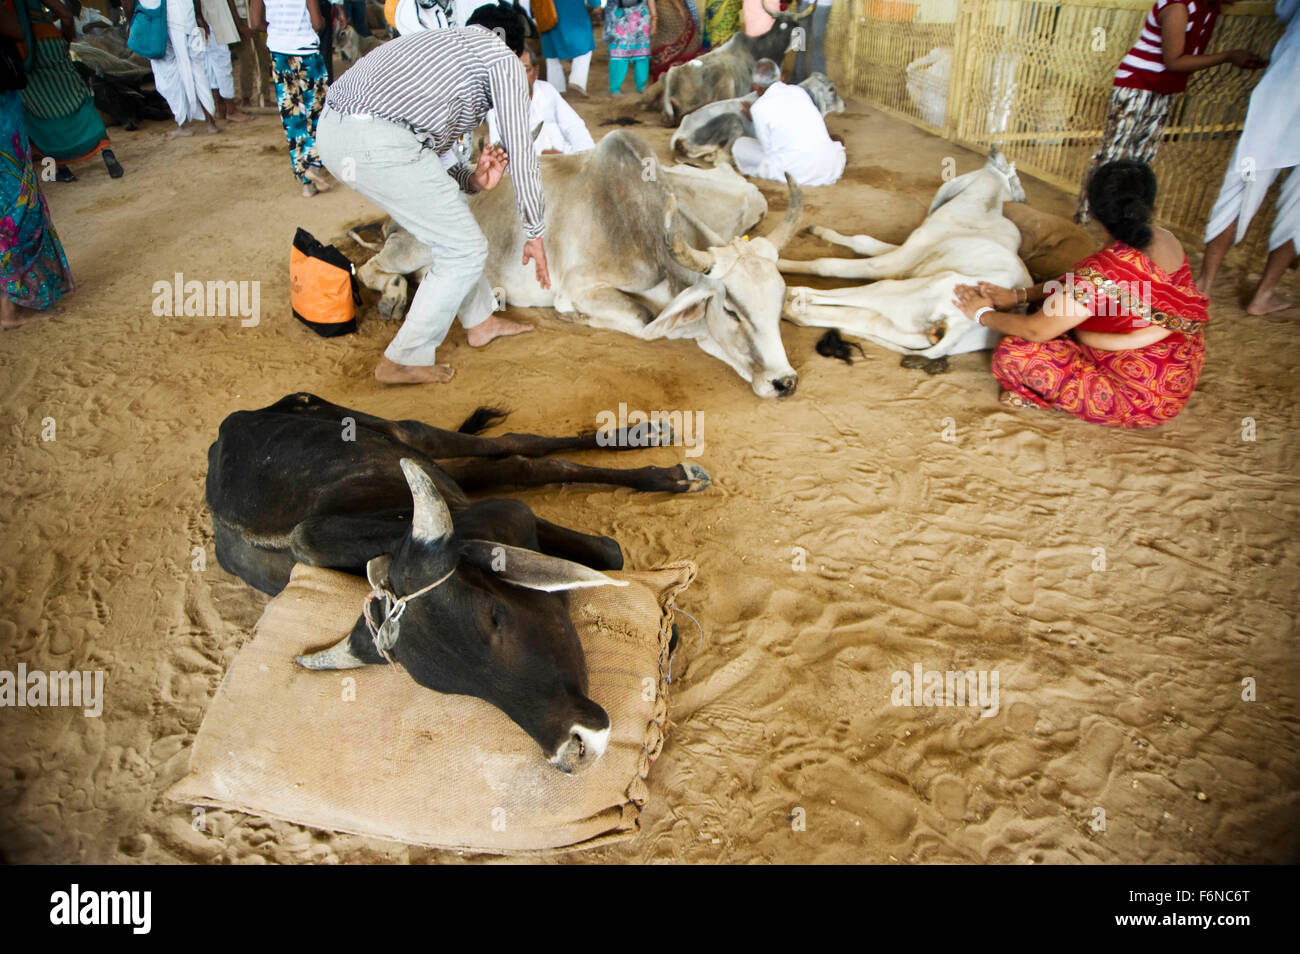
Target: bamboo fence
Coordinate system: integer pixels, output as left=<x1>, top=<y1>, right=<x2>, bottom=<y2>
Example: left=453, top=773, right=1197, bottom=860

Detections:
left=825, top=0, right=1290, bottom=273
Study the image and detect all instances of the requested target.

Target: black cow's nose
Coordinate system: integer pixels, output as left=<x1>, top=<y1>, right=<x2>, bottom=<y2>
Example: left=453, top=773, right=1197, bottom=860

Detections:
left=772, top=374, right=798, bottom=397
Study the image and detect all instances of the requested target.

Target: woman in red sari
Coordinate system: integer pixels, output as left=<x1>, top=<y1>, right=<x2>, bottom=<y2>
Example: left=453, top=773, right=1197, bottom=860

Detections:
left=953, top=160, right=1208, bottom=429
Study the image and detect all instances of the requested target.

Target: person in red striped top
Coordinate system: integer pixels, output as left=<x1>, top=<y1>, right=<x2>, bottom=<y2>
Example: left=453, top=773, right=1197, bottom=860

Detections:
left=1075, top=0, right=1265, bottom=224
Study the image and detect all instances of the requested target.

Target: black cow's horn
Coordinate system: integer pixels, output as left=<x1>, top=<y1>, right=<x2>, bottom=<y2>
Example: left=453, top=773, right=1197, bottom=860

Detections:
left=296, top=633, right=367, bottom=670
left=765, top=173, right=804, bottom=252
left=760, top=0, right=781, bottom=19
left=665, top=196, right=715, bottom=274
left=400, top=458, right=454, bottom=544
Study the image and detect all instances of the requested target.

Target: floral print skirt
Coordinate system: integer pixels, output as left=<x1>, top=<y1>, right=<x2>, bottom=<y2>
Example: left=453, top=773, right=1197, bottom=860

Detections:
left=271, top=52, right=329, bottom=184
left=1, top=91, right=74, bottom=311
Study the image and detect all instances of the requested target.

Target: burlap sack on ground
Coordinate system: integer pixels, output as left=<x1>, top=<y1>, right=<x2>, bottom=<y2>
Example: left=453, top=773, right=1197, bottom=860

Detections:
left=168, top=561, right=696, bottom=853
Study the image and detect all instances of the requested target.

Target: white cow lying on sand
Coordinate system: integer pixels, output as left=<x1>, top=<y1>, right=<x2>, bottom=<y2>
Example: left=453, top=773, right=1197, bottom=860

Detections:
left=778, top=149, right=1032, bottom=360
left=350, top=130, right=803, bottom=398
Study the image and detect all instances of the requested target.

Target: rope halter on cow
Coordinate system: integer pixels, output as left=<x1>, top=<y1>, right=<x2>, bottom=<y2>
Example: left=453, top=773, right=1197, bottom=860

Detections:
left=362, top=555, right=454, bottom=665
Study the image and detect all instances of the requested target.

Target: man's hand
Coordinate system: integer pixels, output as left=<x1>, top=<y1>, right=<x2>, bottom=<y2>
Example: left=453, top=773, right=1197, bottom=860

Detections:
left=740, top=102, right=752, bottom=120
left=60, top=16, right=75, bottom=42
left=523, top=237, right=551, bottom=290
left=1227, top=49, right=1267, bottom=70
left=471, top=143, right=509, bottom=192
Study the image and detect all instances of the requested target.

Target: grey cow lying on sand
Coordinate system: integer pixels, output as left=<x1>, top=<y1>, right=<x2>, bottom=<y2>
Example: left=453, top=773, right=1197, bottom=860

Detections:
left=670, top=73, right=845, bottom=163
left=350, top=130, right=805, bottom=399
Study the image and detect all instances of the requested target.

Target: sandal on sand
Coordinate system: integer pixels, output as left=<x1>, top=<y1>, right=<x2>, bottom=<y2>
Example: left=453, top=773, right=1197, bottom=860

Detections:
left=103, top=150, right=124, bottom=179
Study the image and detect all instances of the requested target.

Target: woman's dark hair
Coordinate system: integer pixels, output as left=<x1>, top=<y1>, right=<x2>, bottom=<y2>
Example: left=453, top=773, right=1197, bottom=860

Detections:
left=467, top=3, right=527, bottom=55
left=1086, top=159, right=1158, bottom=250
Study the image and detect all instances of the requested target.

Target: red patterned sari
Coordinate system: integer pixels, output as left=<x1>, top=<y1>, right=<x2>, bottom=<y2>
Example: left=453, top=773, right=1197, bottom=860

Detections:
left=991, top=242, right=1209, bottom=429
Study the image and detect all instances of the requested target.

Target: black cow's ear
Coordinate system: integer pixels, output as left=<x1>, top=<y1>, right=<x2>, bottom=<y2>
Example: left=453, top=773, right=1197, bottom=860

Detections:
left=460, top=540, right=629, bottom=592
left=366, top=555, right=392, bottom=591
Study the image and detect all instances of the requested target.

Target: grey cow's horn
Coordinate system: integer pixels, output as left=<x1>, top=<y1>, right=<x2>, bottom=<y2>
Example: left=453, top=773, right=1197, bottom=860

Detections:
left=760, top=0, right=781, bottom=18
left=795, top=0, right=816, bottom=19
left=764, top=173, right=804, bottom=252
left=400, top=458, right=454, bottom=544
left=665, top=196, right=715, bottom=274
left=296, top=633, right=367, bottom=670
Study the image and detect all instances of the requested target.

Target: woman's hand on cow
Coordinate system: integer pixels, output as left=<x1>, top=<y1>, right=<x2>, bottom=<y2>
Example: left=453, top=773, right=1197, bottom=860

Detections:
left=952, top=284, right=994, bottom=320
left=960, top=281, right=1018, bottom=310
left=523, top=237, right=551, bottom=290
left=472, top=144, right=509, bottom=193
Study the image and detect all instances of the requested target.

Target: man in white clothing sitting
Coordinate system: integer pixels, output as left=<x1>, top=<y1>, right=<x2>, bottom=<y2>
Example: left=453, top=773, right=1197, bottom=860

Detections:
left=733, top=58, right=845, bottom=187
left=487, top=49, right=595, bottom=155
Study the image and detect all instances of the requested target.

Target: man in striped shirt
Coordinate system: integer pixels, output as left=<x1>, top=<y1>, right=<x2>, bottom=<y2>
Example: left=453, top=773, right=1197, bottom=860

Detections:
left=317, top=18, right=549, bottom=385
left=1075, top=0, right=1265, bottom=224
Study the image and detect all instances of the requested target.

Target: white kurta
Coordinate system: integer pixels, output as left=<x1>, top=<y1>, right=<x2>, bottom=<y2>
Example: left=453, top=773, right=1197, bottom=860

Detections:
left=733, top=81, right=845, bottom=187
left=487, top=80, right=595, bottom=155
left=149, top=0, right=217, bottom=125
left=1204, top=0, right=1300, bottom=250
left=200, top=0, right=242, bottom=44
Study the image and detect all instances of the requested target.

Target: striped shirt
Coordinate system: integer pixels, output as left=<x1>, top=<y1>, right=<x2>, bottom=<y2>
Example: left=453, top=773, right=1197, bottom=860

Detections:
left=1114, top=0, right=1223, bottom=95
left=326, top=26, right=546, bottom=239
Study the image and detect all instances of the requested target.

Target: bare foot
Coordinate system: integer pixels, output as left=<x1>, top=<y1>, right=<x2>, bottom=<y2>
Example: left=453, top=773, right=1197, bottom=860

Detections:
left=168, top=124, right=195, bottom=138
left=205, top=120, right=220, bottom=134
left=1, top=299, right=57, bottom=329
left=225, top=109, right=254, bottom=123
left=302, top=182, right=318, bottom=198
left=466, top=314, right=534, bottom=347
left=305, top=168, right=332, bottom=192
left=1246, top=291, right=1294, bottom=315
left=374, top=356, right=455, bottom=384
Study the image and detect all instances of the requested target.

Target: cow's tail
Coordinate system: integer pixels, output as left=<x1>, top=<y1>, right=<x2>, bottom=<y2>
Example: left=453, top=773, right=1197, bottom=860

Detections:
left=457, top=406, right=510, bottom=435
left=815, top=330, right=867, bottom=365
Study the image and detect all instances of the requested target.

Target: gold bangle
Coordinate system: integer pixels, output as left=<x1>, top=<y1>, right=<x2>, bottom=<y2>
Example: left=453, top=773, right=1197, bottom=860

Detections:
left=1017, top=287, right=1027, bottom=305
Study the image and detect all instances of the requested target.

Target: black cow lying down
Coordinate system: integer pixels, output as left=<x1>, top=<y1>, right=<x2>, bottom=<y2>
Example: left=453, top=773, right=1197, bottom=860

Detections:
left=207, top=393, right=710, bottom=773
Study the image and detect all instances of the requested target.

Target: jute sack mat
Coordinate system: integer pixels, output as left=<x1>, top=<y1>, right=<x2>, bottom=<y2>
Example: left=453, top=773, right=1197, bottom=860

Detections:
left=169, top=561, right=696, bottom=853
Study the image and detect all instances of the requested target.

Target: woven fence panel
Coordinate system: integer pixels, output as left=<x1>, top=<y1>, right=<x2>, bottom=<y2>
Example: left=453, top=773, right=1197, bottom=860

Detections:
left=826, top=0, right=1287, bottom=268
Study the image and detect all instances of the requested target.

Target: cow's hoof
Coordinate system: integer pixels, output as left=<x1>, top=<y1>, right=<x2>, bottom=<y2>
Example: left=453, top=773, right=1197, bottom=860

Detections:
left=927, top=320, right=947, bottom=345
left=900, top=354, right=949, bottom=375
left=673, top=462, right=711, bottom=493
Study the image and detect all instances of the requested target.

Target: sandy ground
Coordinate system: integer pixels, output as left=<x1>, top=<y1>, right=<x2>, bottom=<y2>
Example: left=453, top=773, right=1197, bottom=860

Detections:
left=2, top=46, right=1298, bottom=865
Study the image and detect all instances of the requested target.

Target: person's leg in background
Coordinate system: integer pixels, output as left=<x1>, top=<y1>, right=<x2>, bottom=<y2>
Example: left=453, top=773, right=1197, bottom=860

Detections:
left=632, top=55, right=649, bottom=92
left=347, top=0, right=369, bottom=35
left=568, top=51, right=591, bottom=95
left=206, top=36, right=250, bottom=122
left=1075, top=87, right=1171, bottom=224
left=609, top=55, right=629, bottom=94
left=546, top=58, right=567, bottom=93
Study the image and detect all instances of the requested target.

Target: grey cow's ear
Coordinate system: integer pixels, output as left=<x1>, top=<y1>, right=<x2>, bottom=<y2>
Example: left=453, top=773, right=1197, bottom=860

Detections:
left=460, top=540, right=629, bottom=592
left=642, top=284, right=714, bottom=339
left=400, top=458, right=454, bottom=544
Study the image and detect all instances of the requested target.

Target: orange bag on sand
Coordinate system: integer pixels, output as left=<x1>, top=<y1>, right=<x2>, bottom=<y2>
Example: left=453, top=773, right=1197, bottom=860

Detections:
left=290, top=228, right=360, bottom=337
